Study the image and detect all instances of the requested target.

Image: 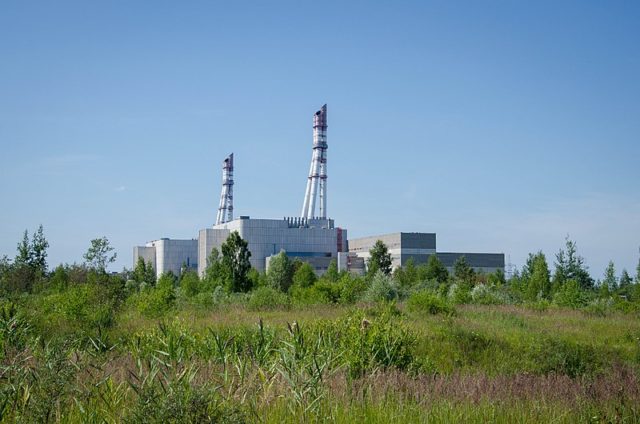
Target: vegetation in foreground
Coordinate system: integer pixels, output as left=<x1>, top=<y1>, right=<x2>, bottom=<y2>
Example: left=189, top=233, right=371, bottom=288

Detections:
left=1, top=227, right=640, bottom=422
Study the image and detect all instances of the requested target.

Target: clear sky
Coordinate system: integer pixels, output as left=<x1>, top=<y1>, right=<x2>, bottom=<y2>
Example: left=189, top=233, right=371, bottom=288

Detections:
left=1, top=1, right=639, bottom=278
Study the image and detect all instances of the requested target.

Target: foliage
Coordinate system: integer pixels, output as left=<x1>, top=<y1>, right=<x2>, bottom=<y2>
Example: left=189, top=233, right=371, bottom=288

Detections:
left=179, top=270, right=201, bottom=297
left=407, top=290, right=454, bottom=315
left=470, top=284, right=506, bottom=305
left=394, top=258, right=418, bottom=289
left=524, top=251, right=551, bottom=300
left=131, top=273, right=176, bottom=317
left=324, top=259, right=340, bottom=282
left=362, top=270, right=398, bottom=302
left=133, top=257, right=156, bottom=286
left=221, top=231, right=252, bottom=292
left=367, top=240, right=392, bottom=276
left=267, top=251, right=295, bottom=292
left=553, top=279, right=588, bottom=308
left=602, top=260, right=618, bottom=292
left=83, top=236, right=117, bottom=271
left=423, top=254, right=450, bottom=284
left=553, top=236, right=593, bottom=289
left=453, top=256, right=475, bottom=285
left=448, top=283, right=472, bottom=304
left=248, top=286, right=290, bottom=310
left=292, top=262, right=317, bottom=288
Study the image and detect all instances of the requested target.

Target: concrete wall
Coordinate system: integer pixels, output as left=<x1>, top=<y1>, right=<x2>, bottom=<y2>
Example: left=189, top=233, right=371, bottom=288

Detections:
left=198, top=217, right=343, bottom=276
left=133, top=246, right=156, bottom=270
left=134, top=239, right=198, bottom=279
left=198, top=228, right=231, bottom=276
left=348, top=232, right=437, bottom=269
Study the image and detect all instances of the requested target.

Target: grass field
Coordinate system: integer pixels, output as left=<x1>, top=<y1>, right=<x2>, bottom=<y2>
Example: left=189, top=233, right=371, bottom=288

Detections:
left=2, top=300, right=639, bottom=423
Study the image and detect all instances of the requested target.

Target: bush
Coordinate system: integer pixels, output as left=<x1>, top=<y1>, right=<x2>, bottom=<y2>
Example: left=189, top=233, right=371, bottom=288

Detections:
left=470, top=284, right=505, bottom=305
left=529, top=337, right=601, bottom=377
left=525, top=299, right=551, bottom=312
left=362, top=271, right=398, bottom=303
left=584, top=297, right=614, bottom=317
left=407, top=290, right=454, bottom=315
left=132, top=285, right=176, bottom=317
left=290, top=284, right=333, bottom=305
left=553, top=280, right=588, bottom=308
left=330, top=309, right=416, bottom=377
left=448, top=283, right=471, bottom=304
left=248, top=287, right=290, bottom=310
left=338, top=274, right=367, bottom=304
left=179, top=271, right=201, bottom=298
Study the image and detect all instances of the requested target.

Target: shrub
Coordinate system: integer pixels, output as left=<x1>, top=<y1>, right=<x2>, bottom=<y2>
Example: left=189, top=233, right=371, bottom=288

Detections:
left=292, top=262, right=317, bottom=288
left=553, top=280, right=588, bottom=308
left=407, top=290, right=454, bottom=315
left=338, top=274, right=367, bottom=304
left=529, top=337, right=601, bottom=377
left=362, top=271, right=398, bottom=303
left=248, top=287, right=290, bottom=310
left=132, top=285, right=176, bottom=317
left=291, top=284, right=332, bottom=305
left=525, top=299, right=551, bottom=312
left=583, top=297, right=614, bottom=317
left=470, top=284, right=505, bottom=305
left=334, top=309, right=416, bottom=377
left=179, top=271, right=201, bottom=298
left=448, top=283, right=471, bottom=304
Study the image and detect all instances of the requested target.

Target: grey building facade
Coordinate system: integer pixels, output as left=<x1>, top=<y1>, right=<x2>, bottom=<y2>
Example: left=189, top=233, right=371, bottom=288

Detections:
left=348, top=232, right=504, bottom=274
left=198, top=217, right=349, bottom=276
left=133, top=238, right=198, bottom=279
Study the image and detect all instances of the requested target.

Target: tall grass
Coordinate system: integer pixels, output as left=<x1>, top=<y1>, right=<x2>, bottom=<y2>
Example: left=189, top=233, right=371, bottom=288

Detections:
left=1, top=300, right=639, bottom=422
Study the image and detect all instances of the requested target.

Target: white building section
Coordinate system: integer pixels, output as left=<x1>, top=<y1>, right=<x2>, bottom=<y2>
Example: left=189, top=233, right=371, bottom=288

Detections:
left=215, top=153, right=234, bottom=225
left=133, top=238, right=198, bottom=279
left=199, top=216, right=347, bottom=275
left=301, top=105, right=328, bottom=220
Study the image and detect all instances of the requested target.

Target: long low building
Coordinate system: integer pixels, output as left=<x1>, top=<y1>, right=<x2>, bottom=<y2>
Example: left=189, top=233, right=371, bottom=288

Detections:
left=348, top=232, right=504, bottom=274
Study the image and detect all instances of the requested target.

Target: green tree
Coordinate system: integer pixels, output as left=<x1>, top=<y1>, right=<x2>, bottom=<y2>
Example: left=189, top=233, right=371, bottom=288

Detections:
left=394, top=258, right=418, bottom=288
left=293, top=262, right=317, bottom=288
left=488, top=268, right=506, bottom=287
left=30, top=224, right=49, bottom=275
left=619, top=269, right=632, bottom=289
left=49, top=264, right=70, bottom=290
left=367, top=240, right=392, bottom=276
left=527, top=252, right=551, bottom=300
left=636, top=257, right=640, bottom=284
left=83, top=236, right=117, bottom=272
left=553, top=237, right=593, bottom=289
left=453, top=256, right=475, bottom=285
left=424, top=254, right=449, bottom=284
left=202, top=247, right=224, bottom=289
left=267, top=251, right=294, bottom=292
left=179, top=270, right=201, bottom=297
left=324, top=259, right=340, bottom=282
left=602, top=260, right=617, bottom=292
left=133, top=257, right=148, bottom=284
left=221, top=231, right=252, bottom=292
left=15, top=230, right=32, bottom=266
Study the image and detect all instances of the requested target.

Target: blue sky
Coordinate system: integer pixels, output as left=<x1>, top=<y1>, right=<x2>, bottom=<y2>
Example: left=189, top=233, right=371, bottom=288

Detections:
left=1, top=1, right=639, bottom=277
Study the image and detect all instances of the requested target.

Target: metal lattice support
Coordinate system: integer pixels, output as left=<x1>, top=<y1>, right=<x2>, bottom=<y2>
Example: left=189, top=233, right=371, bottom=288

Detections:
left=215, top=153, right=234, bottom=225
left=301, top=104, right=328, bottom=219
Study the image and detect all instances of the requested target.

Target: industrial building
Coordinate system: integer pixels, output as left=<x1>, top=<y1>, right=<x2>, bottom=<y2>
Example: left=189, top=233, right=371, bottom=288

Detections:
left=135, top=105, right=364, bottom=278
left=133, top=104, right=503, bottom=279
left=348, top=232, right=504, bottom=274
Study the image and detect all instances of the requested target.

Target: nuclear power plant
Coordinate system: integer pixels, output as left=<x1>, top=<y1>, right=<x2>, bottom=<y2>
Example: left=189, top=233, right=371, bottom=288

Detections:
left=134, top=105, right=504, bottom=278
